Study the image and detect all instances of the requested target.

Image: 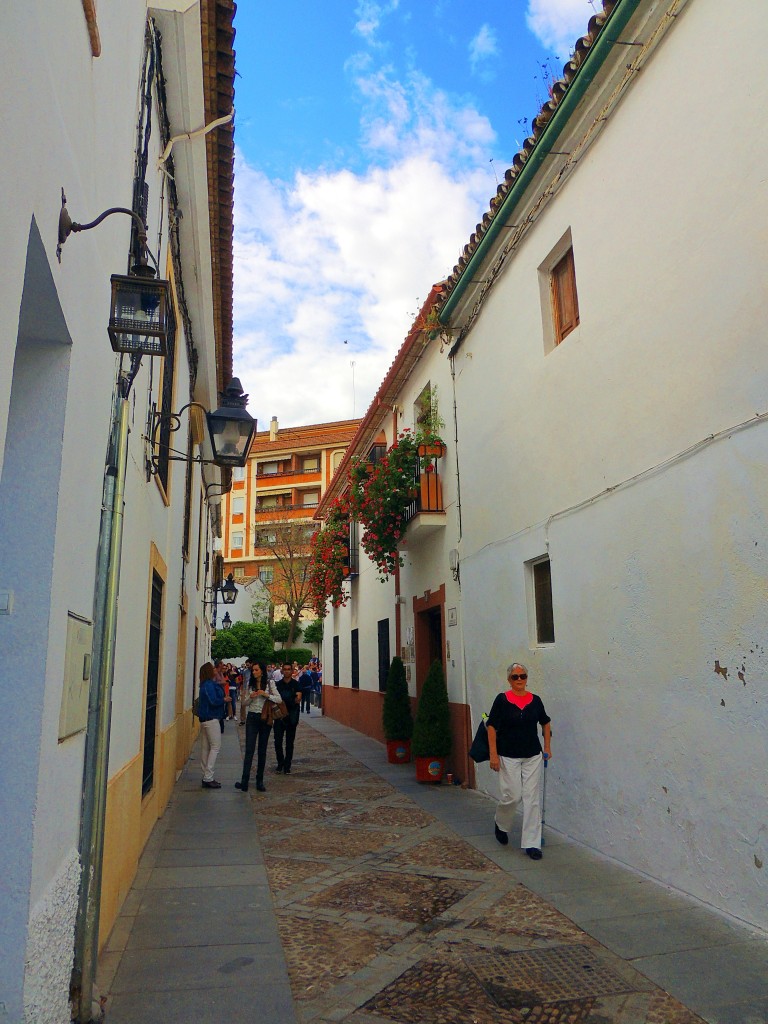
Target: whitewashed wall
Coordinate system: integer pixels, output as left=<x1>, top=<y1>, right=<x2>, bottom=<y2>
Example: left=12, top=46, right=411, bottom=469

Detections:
left=0, top=3, right=221, bottom=1019
left=452, top=0, right=768, bottom=929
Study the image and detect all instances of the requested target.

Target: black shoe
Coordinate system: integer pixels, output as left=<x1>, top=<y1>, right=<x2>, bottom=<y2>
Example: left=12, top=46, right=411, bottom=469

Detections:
left=202, top=780, right=221, bottom=789
left=235, top=781, right=248, bottom=791
left=283, top=767, right=291, bottom=775
left=256, top=782, right=266, bottom=792
left=494, top=824, right=509, bottom=845
left=525, top=847, right=543, bottom=860
left=273, top=765, right=284, bottom=774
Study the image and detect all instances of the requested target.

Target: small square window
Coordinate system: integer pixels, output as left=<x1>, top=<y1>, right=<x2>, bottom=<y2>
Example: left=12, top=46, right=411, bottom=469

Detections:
left=232, top=466, right=245, bottom=482
left=231, top=532, right=244, bottom=550
left=232, top=496, right=245, bottom=515
left=259, top=568, right=274, bottom=583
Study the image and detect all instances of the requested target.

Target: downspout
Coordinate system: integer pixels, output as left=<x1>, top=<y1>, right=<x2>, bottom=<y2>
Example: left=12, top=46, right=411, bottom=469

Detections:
left=440, top=0, right=642, bottom=327
left=72, top=377, right=132, bottom=1022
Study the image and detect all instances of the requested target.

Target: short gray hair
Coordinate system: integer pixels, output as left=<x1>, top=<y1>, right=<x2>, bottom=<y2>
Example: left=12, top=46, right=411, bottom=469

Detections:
left=507, top=662, right=528, bottom=677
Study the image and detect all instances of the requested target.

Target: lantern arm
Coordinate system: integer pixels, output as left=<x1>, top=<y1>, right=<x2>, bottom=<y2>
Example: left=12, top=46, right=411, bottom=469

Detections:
left=56, top=189, right=158, bottom=272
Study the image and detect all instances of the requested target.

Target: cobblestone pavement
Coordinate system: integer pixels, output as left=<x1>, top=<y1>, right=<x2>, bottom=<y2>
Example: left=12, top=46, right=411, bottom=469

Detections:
left=240, top=725, right=706, bottom=1024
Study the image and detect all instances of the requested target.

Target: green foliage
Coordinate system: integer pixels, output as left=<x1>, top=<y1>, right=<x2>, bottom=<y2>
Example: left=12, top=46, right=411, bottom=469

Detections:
left=210, top=631, right=240, bottom=660
left=303, top=619, right=324, bottom=650
left=213, top=621, right=272, bottom=661
left=382, top=656, right=413, bottom=740
left=271, top=618, right=293, bottom=643
left=271, top=647, right=313, bottom=665
left=412, top=659, right=452, bottom=758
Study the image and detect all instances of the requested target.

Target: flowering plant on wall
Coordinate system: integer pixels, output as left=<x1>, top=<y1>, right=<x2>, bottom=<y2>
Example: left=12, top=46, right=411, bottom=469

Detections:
left=350, top=430, right=420, bottom=581
left=308, top=496, right=352, bottom=617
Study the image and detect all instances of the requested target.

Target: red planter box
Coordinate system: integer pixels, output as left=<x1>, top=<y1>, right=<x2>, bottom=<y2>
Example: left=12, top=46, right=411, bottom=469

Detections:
left=386, top=739, right=411, bottom=764
left=415, top=756, right=446, bottom=783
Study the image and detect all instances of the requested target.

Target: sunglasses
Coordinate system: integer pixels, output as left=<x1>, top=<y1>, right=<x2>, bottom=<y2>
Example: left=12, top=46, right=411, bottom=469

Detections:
left=509, top=673, right=528, bottom=680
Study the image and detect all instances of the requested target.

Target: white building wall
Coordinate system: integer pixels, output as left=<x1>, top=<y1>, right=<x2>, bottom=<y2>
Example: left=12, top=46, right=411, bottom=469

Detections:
left=0, top=3, right=222, bottom=1018
left=453, top=0, right=768, bottom=929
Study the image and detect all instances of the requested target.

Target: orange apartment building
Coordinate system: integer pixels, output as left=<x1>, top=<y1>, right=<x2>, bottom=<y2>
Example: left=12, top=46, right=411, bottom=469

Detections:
left=222, top=417, right=361, bottom=618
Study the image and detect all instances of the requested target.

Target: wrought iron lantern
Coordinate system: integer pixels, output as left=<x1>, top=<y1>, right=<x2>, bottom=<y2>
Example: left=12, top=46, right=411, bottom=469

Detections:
left=206, top=378, right=257, bottom=468
left=108, top=270, right=170, bottom=357
left=219, top=573, right=238, bottom=605
left=221, top=611, right=233, bottom=629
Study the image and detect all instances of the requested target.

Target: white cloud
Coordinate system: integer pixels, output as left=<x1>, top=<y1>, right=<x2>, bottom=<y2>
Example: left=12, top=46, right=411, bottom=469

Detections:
left=354, top=0, right=400, bottom=44
left=468, top=24, right=499, bottom=75
left=232, top=75, right=501, bottom=429
left=526, top=0, right=593, bottom=64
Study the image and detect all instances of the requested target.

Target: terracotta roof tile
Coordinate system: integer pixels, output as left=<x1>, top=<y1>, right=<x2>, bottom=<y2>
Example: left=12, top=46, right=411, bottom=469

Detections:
left=437, top=0, right=617, bottom=312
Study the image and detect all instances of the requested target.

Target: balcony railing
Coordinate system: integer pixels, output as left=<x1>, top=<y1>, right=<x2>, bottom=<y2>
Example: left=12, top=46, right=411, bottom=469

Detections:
left=257, top=466, right=320, bottom=479
left=255, top=501, right=318, bottom=513
left=403, top=463, right=444, bottom=527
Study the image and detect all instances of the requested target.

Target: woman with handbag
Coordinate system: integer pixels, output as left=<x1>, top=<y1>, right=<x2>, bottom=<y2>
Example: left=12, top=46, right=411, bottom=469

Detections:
left=235, top=662, right=283, bottom=793
left=487, top=662, right=552, bottom=859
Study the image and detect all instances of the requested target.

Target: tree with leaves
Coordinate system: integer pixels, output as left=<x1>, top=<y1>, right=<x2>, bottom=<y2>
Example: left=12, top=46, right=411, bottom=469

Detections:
left=256, top=511, right=317, bottom=646
left=303, top=619, right=323, bottom=656
left=412, top=659, right=452, bottom=758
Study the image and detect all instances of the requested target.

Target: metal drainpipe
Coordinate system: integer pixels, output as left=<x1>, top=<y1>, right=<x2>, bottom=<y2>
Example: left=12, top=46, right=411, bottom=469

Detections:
left=72, top=389, right=131, bottom=1022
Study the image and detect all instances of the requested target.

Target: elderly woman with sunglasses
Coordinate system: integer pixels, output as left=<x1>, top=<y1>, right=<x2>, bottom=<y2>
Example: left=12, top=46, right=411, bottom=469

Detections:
left=487, top=663, right=552, bottom=859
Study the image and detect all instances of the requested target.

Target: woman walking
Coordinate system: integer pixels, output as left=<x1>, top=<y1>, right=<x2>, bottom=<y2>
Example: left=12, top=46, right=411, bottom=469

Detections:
left=235, top=662, right=282, bottom=793
left=198, top=662, right=229, bottom=789
left=487, top=662, right=552, bottom=859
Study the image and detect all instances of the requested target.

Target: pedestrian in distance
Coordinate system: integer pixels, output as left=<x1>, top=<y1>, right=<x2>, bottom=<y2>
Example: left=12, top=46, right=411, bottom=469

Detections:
left=273, top=662, right=302, bottom=774
left=236, top=662, right=282, bottom=793
left=298, top=664, right=313, bottom=714
left=487, top=662, right=551, bottom=859
left=198, top=662, right=229, bottom=788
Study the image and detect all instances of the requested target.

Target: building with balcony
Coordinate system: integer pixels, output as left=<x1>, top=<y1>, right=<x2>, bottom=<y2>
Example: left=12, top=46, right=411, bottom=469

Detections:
left=313, top=0, right=768, bottom=936
left=222, top=417, right=360, bottom=629
left=314, top=286, right=471, bottom=774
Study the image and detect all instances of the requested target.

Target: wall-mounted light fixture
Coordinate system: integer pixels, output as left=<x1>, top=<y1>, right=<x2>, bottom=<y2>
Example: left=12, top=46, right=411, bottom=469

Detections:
left=221, top=611, right=232, bottom=630
left=205, top=573, right=239, bottom=607
left=56, top=189, right=171, bottom=357
left=148, top=378, right=257, bottom=473
left=449, top=548, right=460, bottom=584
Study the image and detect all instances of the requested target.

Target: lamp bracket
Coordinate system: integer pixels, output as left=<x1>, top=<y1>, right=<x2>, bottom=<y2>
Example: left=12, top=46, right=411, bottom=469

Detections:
left=57, top=187, right=156, bottom=273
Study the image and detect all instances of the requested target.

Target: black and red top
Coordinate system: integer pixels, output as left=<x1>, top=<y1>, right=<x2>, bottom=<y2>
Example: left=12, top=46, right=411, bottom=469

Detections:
left=486, top=691, right=551, bottom=758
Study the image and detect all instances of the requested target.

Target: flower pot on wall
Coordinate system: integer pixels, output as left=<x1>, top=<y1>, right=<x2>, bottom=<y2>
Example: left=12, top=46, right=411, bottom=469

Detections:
left=415, top=756, right=446, bottom=782
left=417, top=443, right=446, bottom=458
left=386, top=739, right=412, bottom=764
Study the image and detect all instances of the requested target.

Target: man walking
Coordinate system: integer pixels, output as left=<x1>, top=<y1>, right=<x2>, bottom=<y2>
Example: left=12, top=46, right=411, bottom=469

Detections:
left=273, top=662, right=302, bottom=773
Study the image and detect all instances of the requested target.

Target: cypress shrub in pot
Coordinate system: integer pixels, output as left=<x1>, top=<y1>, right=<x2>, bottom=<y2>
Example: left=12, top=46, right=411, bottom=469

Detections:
left=412, top=659, right=452, bottom=782
left=382, top=656, right=413, bottom=763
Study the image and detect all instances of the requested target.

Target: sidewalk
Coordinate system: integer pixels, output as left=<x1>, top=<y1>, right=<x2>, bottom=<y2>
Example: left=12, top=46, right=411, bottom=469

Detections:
left=99, top=712, right=768, bottom=1024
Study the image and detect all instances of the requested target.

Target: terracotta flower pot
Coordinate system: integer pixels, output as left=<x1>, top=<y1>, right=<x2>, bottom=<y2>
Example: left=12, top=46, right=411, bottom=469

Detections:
left=415, top=755, right=446, bottom=783
left=386, top=739, right=412, bottom=764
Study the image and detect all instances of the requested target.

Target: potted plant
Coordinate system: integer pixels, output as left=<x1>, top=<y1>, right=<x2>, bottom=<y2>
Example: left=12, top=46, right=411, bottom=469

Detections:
left=382, top=656, right=413, bottom=763
left=415, top=385, right=447, bottom=458
left=412, top=659, right=452, bottom=782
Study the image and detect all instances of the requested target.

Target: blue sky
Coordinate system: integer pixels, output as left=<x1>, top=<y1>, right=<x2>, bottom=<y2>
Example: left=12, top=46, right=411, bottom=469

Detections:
left=231, top=1, right=597, bottom=427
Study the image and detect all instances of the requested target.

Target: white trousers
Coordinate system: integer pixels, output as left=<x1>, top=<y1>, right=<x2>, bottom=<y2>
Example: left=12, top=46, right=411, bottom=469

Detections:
left=200, top=719, right=222, bottom=781
left=495, top=753, right=543, bottom=849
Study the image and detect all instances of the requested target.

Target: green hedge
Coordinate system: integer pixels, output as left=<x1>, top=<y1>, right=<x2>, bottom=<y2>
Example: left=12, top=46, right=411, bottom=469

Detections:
left=270, top=647, right=313, bottom=665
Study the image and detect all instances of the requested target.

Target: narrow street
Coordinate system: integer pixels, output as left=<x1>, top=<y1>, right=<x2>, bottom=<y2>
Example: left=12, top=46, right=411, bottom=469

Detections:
left=97, top=716, right=766, bottom=1024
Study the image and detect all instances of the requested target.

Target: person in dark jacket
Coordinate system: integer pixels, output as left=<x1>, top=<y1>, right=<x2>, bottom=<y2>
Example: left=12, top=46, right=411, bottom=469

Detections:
left=198, top=662, right=230, bottom=788
left=236, top=662, right=282, bottom=793
left=273, top=662, right=302, bottom=773
left=298, top=665, right=314, bottom=714
left=487, top=662, right=552, bottom=858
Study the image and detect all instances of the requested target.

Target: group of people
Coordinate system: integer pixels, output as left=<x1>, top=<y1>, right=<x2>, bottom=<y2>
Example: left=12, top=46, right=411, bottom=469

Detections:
left=200, top=653, right=553, bottom=860
left=196, top=657, right=323, bottom=792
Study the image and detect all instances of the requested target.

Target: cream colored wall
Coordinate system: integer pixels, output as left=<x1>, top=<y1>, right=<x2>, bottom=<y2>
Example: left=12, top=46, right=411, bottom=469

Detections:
left=452, top=0, right=768, bottom=929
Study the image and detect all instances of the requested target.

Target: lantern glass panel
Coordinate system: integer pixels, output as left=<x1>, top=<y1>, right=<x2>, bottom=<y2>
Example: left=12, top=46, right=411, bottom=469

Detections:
left=108, top=274, right=170, bottom=356
left=207, top=410, right=256, bottom=468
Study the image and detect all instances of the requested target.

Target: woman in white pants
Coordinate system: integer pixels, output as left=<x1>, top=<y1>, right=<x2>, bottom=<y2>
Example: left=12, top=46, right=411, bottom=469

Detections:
left=487, top=663, right=552, bottom=859
left=197, top=662, right=230, bottom=789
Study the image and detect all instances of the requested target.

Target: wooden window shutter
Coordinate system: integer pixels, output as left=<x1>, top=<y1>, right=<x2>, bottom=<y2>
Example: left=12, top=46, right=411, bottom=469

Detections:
left=551, top=248, right=580, bottom=343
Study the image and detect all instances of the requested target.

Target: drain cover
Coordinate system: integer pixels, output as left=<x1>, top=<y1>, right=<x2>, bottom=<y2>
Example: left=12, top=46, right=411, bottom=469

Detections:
left=464, top=945, right=634, bottom=1005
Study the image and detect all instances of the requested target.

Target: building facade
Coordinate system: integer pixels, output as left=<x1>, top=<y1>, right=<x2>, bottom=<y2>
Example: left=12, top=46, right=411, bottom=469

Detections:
left=221, top=418, right=360, bottom=631
left=316, top=0, right=768, bottom=934
left=0, top=2, right=240, bottom=1019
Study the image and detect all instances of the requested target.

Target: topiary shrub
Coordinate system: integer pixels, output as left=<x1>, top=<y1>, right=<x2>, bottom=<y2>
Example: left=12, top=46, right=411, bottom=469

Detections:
left=382, top=656, right=413, bottom=740
left=412, top=659, right=452, bottom=758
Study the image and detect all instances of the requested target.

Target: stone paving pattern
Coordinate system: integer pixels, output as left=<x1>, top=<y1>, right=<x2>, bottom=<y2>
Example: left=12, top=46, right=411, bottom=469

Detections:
left=241, top=726, right=706, bottom=1024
